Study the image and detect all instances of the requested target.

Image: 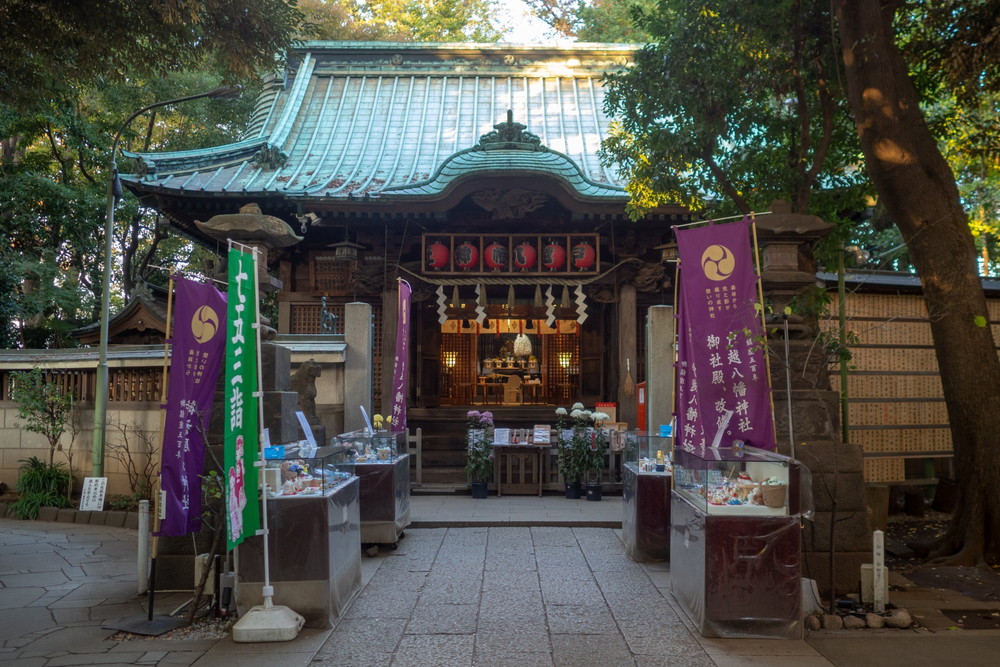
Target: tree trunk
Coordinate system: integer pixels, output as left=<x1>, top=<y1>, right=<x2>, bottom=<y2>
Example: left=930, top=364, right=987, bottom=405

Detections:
left=836, top=1, right=1000, bottom=564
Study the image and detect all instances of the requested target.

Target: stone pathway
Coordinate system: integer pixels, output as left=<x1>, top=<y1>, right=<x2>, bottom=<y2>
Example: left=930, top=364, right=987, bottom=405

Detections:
left=311, top=526, right=714, bottom=667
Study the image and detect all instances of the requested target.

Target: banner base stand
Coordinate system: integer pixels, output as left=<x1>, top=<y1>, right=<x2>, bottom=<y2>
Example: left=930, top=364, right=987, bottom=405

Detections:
left=232, top=604, right=304, bottom=643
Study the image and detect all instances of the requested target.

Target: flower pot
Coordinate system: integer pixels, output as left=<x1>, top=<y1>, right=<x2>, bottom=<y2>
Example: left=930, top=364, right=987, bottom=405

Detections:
left=471, top=482, right=489, bottom=499
left=565, top=481, right=582, bottom=499
left=585, top=483, right=602, bottom=501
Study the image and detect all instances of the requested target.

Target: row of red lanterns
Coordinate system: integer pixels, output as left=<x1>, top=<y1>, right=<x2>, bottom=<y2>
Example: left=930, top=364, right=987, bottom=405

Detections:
left=426, top=239, right=597, bottom=272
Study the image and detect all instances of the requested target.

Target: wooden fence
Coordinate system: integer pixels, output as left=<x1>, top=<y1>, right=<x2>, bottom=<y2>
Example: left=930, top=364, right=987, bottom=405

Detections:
left=821, top=287, right=1000, bottom=483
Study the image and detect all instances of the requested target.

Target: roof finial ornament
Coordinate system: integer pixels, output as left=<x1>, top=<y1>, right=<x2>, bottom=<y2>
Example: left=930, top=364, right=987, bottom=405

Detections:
left=475, top=110, right=545, bottom=151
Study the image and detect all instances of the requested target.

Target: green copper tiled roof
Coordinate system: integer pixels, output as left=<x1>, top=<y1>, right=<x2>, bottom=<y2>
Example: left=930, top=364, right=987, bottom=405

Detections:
left=121, top=42, right=638, bottom=205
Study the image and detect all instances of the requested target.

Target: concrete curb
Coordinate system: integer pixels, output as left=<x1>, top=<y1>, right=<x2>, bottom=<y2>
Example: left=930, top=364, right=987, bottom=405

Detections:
left=0, top=503, right=140, bottom=528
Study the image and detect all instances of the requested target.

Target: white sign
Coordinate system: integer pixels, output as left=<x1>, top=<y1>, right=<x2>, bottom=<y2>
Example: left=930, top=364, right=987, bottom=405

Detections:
left=79, top=477, right=108, bottom=511
left=873, top=530, right=886, bottom=613
left=493, top=428, right=511, bottom=445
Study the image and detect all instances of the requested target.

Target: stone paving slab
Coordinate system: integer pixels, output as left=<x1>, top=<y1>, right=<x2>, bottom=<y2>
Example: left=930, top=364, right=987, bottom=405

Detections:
left=8, top=503, right=1000, bottom=666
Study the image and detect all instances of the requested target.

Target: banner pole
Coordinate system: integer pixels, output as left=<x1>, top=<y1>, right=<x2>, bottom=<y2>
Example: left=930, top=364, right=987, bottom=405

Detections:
left=246, top=245, right=274, bottom=608
left=670, top=255, right=682, bottom=433
left=749, top=215, right=779, bottom=448
left=147, top=273, right=175, bottom=620
left=229, top=242, right=304, bottom=642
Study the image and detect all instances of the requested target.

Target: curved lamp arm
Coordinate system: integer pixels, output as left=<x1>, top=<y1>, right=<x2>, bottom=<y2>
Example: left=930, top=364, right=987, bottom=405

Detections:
left=91, top=85, right=243, bottom=477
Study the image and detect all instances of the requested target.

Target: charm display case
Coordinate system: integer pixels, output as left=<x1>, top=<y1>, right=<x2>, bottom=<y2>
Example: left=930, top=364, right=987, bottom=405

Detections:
left=262, top=443, right=356, bottom=499
left=331, top=430, right=411, bottom=545
left=237, top=471, right=361, bottom=629
left=670, top=445, right=805, bottom=639
left=621, top=431, right=673, bottom=562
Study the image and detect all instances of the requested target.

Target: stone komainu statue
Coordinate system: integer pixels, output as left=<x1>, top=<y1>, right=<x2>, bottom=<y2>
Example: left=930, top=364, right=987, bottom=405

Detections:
left=291, top=359, right=322, bottom=421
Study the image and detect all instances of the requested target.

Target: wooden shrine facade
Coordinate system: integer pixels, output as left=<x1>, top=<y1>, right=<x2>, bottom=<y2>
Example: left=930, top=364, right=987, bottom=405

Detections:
left=120, top=42, right=690, bottom=427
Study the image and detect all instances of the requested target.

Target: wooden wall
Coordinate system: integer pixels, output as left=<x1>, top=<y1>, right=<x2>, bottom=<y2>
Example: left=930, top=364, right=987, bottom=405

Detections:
left=821, top=290, right=1000, bottom=483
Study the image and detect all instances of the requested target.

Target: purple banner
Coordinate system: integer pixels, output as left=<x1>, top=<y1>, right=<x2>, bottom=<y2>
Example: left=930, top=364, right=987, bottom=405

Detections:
left=158, top=278, right=227, bottom=536
left=389, top=279, right=411, bottom=432
left=674, top=283, right=707, bottom=451
left=674, top=219, right=776, bottom=451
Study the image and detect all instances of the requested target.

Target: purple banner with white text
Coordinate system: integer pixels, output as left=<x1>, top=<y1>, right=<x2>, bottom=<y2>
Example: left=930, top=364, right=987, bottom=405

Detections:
left=157, top=277, right=226, bottom=536
left=674, top=219, right=775, bottom=451
left=389, top=279, right=411, bottom=432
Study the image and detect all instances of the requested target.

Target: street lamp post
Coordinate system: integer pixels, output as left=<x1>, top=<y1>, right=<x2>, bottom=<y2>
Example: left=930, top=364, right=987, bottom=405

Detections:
left=91, top=85, right=242, bottom=477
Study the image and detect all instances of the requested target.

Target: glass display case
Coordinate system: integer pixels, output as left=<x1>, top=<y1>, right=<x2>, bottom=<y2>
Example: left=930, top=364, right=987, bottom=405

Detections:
left=331, top=430, right=411, bottom=545
left=672, top=444, right=798, bottom=515
left=331, top=430, right=402, bottom=463
left=622, top=431, right=673, bottom=562
left=670, top=445, right=805, bottom=639
left=262, top=442, right=356, bottom=499
left=238, top=471, right=361, bottom=629
left=624, top=431, right=673, bottom=475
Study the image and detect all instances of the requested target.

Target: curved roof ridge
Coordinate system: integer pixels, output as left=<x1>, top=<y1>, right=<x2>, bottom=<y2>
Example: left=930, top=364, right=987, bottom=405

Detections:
left=379, top=144, right=625, bottom=200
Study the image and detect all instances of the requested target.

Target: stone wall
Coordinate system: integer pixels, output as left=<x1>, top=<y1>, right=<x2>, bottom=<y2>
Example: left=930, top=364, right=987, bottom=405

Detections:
left=0, top=400, right=160, bottom=498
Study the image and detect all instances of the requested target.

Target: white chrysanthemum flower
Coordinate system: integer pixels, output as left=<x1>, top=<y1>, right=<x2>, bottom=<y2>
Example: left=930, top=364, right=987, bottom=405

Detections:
left=592, top=411, right=610, bottom=424
left=555, top=407, right=568, bottom=416
left=570, top=409, right=585, bottom=420
left=572, top=402, right=585, bottom=410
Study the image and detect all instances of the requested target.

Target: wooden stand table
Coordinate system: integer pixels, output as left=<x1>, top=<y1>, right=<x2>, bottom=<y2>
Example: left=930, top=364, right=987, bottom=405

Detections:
left=493, top=444, right=545, bottom=496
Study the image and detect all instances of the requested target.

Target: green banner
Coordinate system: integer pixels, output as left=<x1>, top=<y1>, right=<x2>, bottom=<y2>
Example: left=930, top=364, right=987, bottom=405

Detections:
left=224, top=247, right=260, bottom=550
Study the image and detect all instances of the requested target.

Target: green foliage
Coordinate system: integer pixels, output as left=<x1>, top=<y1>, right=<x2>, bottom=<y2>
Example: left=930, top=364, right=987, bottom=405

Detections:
left=465, top=429, right=494, bottom=483
left=106, top=493, right=143, bottom=512
left=524, top=0, right=657, bottom=41
left=0, top=0, right=303, bottom=114
left=10, top=457, right=71, bottom=519
left=0, top=254, right=19, bottom=348
left=601, top=0, right=871, bottom=223
left=556, top=432, right=586, bottom=484
left=10, top=368, right=76, bottom=465
left=299, top=0, right=502, bottom=42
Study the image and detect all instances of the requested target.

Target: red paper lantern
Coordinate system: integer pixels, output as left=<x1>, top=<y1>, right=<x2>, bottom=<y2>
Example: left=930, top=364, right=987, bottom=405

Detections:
left=454, top=241, right=479, bottom=269
left=542, top=242, right=566, bottom=270
left=513, top=242, right=537, bottom=270
left=426, top=242, right=449, bottom=270
left=572, top=241, right=596, bottom=270
left=484, top=243, right=508, bottom=270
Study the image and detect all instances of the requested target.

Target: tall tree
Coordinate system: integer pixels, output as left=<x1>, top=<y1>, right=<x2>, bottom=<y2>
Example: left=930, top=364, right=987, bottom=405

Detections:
left=524, top=0, right=657, bottom=41
left=603, top=0, right=1000, bottom=563
left=602, top=0, right=869, bottom=223
left=836, top=1, right=1000, bottom=564
left=298, top=0, right=503, bottom=42
left=0, top=0, right=302, bottom=114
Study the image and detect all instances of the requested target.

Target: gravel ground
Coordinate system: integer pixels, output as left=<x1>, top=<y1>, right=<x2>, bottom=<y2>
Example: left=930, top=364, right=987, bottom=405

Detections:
left=110, top=615, right=234, bottom=642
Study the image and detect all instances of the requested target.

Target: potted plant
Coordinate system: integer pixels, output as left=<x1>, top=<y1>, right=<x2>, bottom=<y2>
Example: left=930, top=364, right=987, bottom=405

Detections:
left=555, top=404, right=587, bottom=498
left=466, top=410, right=494, bottom=498
left=582, top=411, right=611, bottom=501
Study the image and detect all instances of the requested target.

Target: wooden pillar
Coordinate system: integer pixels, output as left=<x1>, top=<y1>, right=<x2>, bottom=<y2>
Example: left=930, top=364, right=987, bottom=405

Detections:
left=617, top=283, right=637, bottom=427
